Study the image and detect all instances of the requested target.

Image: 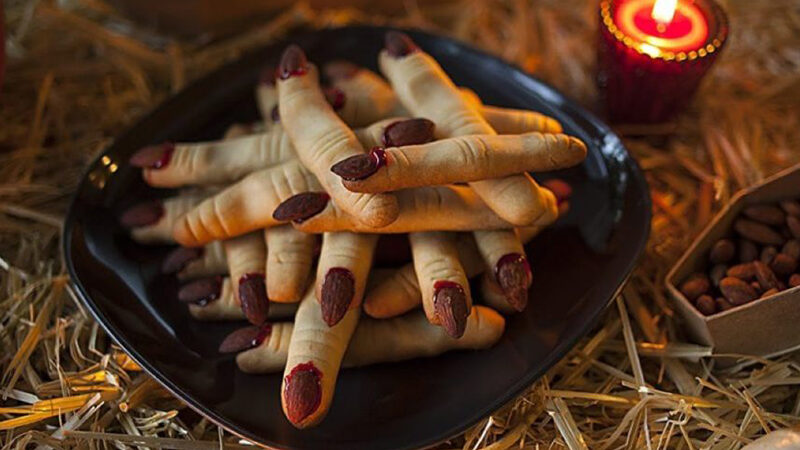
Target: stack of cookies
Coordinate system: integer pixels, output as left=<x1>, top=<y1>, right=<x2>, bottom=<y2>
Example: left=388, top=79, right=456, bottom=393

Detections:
left=120, top=31, right=587, bottom=428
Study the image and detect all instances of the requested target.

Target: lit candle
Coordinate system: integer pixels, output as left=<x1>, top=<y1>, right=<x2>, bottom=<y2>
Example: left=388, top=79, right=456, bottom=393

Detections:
left=597, top=0, right=728, bottom=124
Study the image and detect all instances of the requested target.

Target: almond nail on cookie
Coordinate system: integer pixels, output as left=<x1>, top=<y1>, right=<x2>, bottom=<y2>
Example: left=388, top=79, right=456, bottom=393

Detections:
left=332, top=132, right=586, bottom=194
left=121, top=193, right=206, bottom=245
left=179, top=276, right=298, bottom=322
left=315, top=232, right=378, bottom=326
left=231, top=306, right=505, bottom=373
left=408, top=231, right=472, bottom=338
left=163, top=240, right=228, bottom=280
left=223, top=232, right=269, bottom=325
left=276, top=45, right=399, bottom=228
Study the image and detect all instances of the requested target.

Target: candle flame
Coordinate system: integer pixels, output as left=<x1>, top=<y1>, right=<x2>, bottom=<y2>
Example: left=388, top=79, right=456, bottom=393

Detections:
left=651, top=0, right=678, bottom=24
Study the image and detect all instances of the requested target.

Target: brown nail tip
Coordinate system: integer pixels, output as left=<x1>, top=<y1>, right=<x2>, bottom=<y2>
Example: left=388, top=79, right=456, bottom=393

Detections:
left=330, top=147, right=387, bottom=181
left=323, top=60, right=359, bottom=80
left=161, top=246, right=204, bottom=274
left=272, top=192, right=330, bottom=223
left=323, top=87, right=346, bottom=111
left=270, top=105, right=280, bottom=123
left=382, top=118, right=436, bottom=147
left=119, top=200, right=164, bottom=228
left=278, top=44, right=309, bottom=80
left=239, top=273, right=269, bottom=325
left=320, top=268, right=355, bottom=327
left=433, top=281, right=469, bottom=338
left=495, top=253, right=532, bottom=312
left=129, top=142, right=174, bottom=169
left=218, top=324, right=272, bottom=354
left=385, top=31, right=419, bottom=58
left=259, top=65, right=277, bottom=86
left=178, top=276, right=222, bottom=306
left=284, top=362, right=323, bottom=425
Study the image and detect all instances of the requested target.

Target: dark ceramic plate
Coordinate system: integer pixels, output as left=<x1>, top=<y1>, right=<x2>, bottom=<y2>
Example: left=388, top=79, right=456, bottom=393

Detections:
left=64, top=26, right=650, bottom=450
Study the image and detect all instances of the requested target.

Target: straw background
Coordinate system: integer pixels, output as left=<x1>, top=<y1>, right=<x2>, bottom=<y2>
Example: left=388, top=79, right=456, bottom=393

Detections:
left=1, top=0, right=800, bottom=448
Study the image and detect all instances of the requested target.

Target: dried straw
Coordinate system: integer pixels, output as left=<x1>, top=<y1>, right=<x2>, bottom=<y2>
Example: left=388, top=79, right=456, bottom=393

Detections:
left=1, top=0, right=799, bottom=448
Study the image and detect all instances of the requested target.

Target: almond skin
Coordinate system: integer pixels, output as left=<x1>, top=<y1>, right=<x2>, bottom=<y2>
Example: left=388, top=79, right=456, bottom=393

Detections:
left=771, top=253, right=798, bottom=276
left=743, top=204, right=785, bottom=225
left=726, top=262, right=757, bottom=281
left=734, top=218, right=785, bottom=246
left=782, top=239, right=800, bottom=260
left=679, top=273, right=710, bottom=301
left=753, top=261, right=781, bottom=291
left=720, top=277, right=758, bottom=305
left=695, top=295, right=717, bottom=315
left=709, top=239, right=735, bottom=264
left=739, top=239, right=759, bottom=262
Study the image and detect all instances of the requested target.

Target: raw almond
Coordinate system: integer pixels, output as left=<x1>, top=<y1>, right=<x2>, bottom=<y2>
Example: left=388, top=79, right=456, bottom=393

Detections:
left=761, top=288, right=780, bottom=299
left=780, top=200, right=800, bottom=217
left=720, top=277, right=758, bottom=305
left=770, top=253, right=798, bottom=276
left=710, top=264, right=728, bottom=287
left=743, top=204, right=785, bottom=225
left=679, top=273, right=710, bottom=301
left=760, top=246, right=778, bottom=265
left=739, top=239, right=758, bottom=262
left=726, top=262, right=757, bottom=281
left=787, top=216, right=800, bottom=239
left=782, top=239, right=800, bottom=260
left=695, top=295, right=716, bottom=315
left=709, top=239, right=735, bottom=264
left=716, top=297, right=735, bottom=311
left=734, top=218, right=785, bottom=245
left=753, top=261, right=781, bottom=291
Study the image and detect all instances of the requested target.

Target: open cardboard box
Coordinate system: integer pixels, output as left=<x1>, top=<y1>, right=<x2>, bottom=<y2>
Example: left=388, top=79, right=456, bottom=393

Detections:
left=666, top=163, right=800, bottom=360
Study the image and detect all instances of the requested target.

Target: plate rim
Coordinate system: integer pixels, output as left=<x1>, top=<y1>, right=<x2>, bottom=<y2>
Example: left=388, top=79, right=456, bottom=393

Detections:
left=62, top=24, right=652, bottom=450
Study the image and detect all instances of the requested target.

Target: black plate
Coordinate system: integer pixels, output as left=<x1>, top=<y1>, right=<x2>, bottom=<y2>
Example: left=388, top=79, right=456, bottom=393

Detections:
left=63, top=26, right=650, bottom=450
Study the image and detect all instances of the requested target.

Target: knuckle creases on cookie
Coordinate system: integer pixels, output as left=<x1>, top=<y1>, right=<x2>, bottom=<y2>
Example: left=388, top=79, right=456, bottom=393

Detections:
left=223, top=232, right=269, bottom=326
left=290, top=185, right=515, bottom=234
left=334, top=132, right=586, bottom=193
left=232, top=306, right=505, bottom=374
left=135, top=131, right=296, bottom=188
left=265, top=226, right=317, bottom=303
left=276, top=45, right=398, bottom=228
left=409, top=231, right=472, bottom=338
left=172, top=160, right=321, bottom=246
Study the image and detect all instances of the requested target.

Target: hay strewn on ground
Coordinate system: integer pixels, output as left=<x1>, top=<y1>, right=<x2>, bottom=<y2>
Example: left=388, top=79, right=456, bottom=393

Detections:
left=1, top=0, right=800, bottom=448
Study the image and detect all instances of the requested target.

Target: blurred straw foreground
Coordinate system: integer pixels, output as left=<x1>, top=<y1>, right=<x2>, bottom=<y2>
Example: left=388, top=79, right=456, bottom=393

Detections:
left=2, top=0, right=800, bottom=448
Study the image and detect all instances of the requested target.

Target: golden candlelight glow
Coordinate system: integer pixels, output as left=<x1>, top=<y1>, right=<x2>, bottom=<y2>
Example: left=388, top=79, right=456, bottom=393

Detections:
left=651, top=0, right=678, bottom=24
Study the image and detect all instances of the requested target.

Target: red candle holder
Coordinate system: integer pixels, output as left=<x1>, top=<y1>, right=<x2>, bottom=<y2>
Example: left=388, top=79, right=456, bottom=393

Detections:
left=597, top=0, right=729, bottom=124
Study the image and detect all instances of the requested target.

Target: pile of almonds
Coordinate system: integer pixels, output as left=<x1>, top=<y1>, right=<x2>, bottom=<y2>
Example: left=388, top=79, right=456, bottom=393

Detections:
left=680, top=199, right=800, bottom=316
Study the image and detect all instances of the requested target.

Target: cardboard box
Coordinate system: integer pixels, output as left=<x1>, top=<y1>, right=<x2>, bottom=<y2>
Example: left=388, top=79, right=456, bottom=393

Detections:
left=666, top=163, right=800, bottom=359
